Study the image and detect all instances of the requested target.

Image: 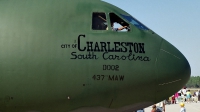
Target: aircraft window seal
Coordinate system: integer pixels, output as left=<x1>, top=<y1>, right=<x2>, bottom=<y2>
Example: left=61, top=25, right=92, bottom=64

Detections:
left=109, top=13, right=130, bottom=32
left=120, top=14, right=149, bottom=30
left=92, top=12, right=108, bottom=30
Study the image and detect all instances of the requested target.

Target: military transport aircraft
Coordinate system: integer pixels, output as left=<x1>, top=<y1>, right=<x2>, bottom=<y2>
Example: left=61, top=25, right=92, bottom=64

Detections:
left=0, top=0, right=190, bottom=112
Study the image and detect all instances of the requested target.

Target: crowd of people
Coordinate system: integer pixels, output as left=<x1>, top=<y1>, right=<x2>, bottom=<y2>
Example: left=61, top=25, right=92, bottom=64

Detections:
left=167, top=87, right=200, bottom=104
left=150, top=101, right=186, bottom=112
left=135, top=87, right=200, bottom=112
left=150, top=87, right=200, bottom=112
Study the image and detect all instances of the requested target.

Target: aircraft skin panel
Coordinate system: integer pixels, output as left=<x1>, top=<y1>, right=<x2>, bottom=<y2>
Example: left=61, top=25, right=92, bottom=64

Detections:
left=0, top=0, right=190, bottom=112
left=155, top=40, right=191, bottom=102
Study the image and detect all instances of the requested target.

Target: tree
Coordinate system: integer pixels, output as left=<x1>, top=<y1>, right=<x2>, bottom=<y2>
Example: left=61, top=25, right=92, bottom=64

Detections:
left=186, top=76, right=200, bottom=88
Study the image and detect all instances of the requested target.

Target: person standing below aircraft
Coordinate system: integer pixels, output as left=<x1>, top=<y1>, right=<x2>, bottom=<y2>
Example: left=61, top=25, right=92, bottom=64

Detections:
left=171, top=95, right=176, bottom=104
left=191, top=94, right=198, bottom=103
left=111, top=22, right=128, bottom=31
left=180, top=102, right=186, bottom=112
left=151, top=105, right=156, bottom=112
left=194, top=90, right=199, bottom=102
left=156, top=100, right=165, bottom=112
left=181, top=87, right=187, bottom=96
left=175, top=92, right=179, bottom=103
left=198, top=90, right=200, bottom=102
left=186, top=90, right=191, bottom=103
left=195, top=90, right=198, bottom=98
left=178, top=90, right=182, bottom=96
left=181, top=87, right=187, bottom=102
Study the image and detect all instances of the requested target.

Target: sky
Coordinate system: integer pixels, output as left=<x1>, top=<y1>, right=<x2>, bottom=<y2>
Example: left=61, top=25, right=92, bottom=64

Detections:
left=104, top=0, right=200, bottom=76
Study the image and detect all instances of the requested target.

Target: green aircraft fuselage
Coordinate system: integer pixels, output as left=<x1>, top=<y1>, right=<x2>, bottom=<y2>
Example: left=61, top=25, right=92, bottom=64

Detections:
left=0, top=0, right=190, bottom=112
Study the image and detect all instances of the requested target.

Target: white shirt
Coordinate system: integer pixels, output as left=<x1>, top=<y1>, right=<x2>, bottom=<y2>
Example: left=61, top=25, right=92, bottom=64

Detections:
left=178, top=90, right=182, bottom=93
left=181, top=89, right=186, bottom=95
left=195, top=91, right=199, bottom=96
left=156, top=101, right=164, bottom=107
left=180, top=107, right=186, bottom=112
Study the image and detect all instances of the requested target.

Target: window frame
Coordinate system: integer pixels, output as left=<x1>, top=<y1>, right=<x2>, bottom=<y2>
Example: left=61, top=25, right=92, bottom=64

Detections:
left=91, top=12, right=108, bottom=31
left=109, top=12, right=131, bottom=32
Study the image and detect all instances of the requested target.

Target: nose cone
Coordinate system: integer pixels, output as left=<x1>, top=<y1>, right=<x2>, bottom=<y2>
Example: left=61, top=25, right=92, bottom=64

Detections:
left=155, top=40, right=191, bottom=102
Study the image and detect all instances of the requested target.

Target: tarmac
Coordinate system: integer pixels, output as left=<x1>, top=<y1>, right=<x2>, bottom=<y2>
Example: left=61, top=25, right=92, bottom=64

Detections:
left=144, top=102, right=200, bottom=112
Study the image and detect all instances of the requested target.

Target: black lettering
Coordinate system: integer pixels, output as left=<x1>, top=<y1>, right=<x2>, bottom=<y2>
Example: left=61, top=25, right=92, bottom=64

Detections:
left=94, top=42, right=100, bottom=52
left=115, top=75, right=118, bottom=81
left=121, top=42, right=127, bottom=52
left=119, top=75, right=124, bottom=81
left=103, top=52, right=109, bottom=60
left=108, top=54, right=115, bottom=60
left=70, top=52, right=77, bottom=59
left=61, top=44, right=66, bottom=48
left=103, top=65, right=106, bottom=70
left=70, top=52, right=98, bottom=60
left=97, top=75, right=100, bottom=80
left=100, top=42, right=107, bottom=52
left=126, top=42, right=133, bottom=52
left=115, top=65, right=119, bottom=71
left=91, top=52, right=99, bottom=59
left=139, top=43, right=145, bottom=53
left=78, top=35, right=86, bottom=51
left=86, top=42, right=93, bottom=51
left=78, top=54, right=84, bottom=59
left=72, top=44, right=77, bottom=48
left=114, top=42, right=121, bottom=52
left=109, top=75, right=115, bottom=81
left=108, top=75, right=124, bottom=81
left=92, top=75, right=96, bottom=80
left=77, top=35, right=145, bottom=54
left=111, top=65, right=114, bottom=70
left=134, top=43, right=138, bottom=53
left=101, top=75, right=104, bottom=80
left=107, top=42, right=114, bottom=52
left=121, top=55, right=127, bottom=60
left=143, top=56, right=150, bottom=61
left=103, top=65, right=119, bottom=71
left=137, top=56, right=143, bottom=61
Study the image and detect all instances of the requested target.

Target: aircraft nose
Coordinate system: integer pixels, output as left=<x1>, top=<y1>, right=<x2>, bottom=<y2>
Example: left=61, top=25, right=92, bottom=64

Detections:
left=155, top=39, right=191, bottom=102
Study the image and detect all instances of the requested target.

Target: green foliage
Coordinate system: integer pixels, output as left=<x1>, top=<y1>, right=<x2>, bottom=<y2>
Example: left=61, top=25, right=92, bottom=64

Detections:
left=186, top=76, right=200, bottom=88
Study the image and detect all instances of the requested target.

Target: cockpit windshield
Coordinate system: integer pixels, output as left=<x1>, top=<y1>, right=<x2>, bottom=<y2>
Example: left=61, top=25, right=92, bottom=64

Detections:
left=120, top=14, right=149, bottom=30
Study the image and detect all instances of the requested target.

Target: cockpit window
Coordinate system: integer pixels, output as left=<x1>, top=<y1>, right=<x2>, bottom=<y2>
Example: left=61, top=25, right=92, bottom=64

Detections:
left=109, top=13, right=130, bottom=32
left=120, top=14, right=149, bottom=30
left=92, top=12, right=107, bottom=30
